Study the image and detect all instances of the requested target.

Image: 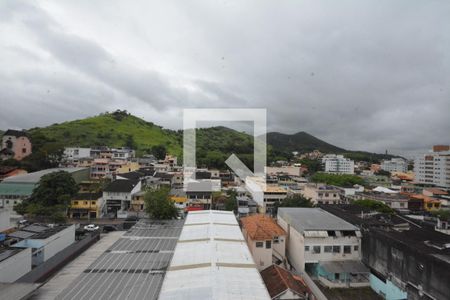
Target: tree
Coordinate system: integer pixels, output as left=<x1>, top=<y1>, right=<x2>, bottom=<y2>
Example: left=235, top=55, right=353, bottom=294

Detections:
left=14, top=171, right=78, bottom=222
left=151, top=144, right=167, bottom=160
left=311, top=172, right=364, bottom=187
left=144, top=187, right=178, bottom=219
left=224, top=190, right=237, bottom=212
left=353, top=199, right=395, bottom=214
left=28, top=171, right=78, bottom=207
left=125, top=134, right=137, bottom=149
left=278, top=194, right=314, bottom=208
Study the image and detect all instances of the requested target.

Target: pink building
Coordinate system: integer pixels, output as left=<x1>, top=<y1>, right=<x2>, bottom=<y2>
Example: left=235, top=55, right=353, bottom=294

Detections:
left=1, top=130, right=32, bottom=161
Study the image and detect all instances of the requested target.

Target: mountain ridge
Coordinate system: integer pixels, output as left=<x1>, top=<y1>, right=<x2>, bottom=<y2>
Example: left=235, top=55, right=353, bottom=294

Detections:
left=10, top=110, right=395, bottom=163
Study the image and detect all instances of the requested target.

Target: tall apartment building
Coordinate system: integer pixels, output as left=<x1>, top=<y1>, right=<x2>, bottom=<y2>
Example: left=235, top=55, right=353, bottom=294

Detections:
left=322, top=154, right=355, bottom=174
left=381, top=158, right=408, bottom=173
left=415, top=145, right=450, bottom=188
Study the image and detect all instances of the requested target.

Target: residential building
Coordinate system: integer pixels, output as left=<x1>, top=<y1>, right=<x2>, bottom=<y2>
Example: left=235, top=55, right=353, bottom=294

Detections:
left=236, top=195, right=257, bottom=217
left=260, top=265, right=312, bottom=300
left=241, top=214, right=286, bottom=270
left=68, top=192, right=103, bottom=219
left=0, top=130, right=32, bottom=161
left=63, top=147, right=91, bottom=161
left=322, top=154, right=355, bottom=174
left=170, top=188, right=188, bottom=211
left=415, top=145, right=450, bottom=188
left=381, top=158, right=408, bottom=173
left=103, top=179, right=141, bottom=217
left=302, top=184, right=341, bottom=205
left=322, top=205, right=450, bottom=300
left=354, top=191, right=410, bottom=211
left=0, top=168, right=89, bottom=211
left=159, top=210, right=271, bottom=300
left=277, top=208, right=368, bottom=288
left=266, top=166, right=303, bottom=177
left=0, top=248, right=32, bottom=282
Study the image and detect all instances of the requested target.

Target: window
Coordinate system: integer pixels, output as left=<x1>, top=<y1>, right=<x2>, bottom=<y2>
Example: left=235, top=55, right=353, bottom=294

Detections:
left=354, top=245, right=359, bottom=251
left=324, top=246, right=332, bottom=253
left=344, top=245, right=351, bottom=254
left=266, top=240, right=272, bottom=249
left=22, top=148, right=26, bottom=153
left=84, top=201, right=88, bottom=205
left=74, top=201, right=78, bottom=205
left=92, top=201, right=96, bottom=205
left=273, top=236, right=279, bottom=244
left=312, top=246, right=321, bottom=254
left=256, top=242, right=264, bottom=248
left=332, top=246, right=340, bottom=253
left=305, top=246, right=310, bottom=251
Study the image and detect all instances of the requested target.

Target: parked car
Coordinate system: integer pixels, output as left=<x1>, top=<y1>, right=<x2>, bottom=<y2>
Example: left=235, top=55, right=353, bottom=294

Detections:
left=102, top=225, right=117, bottom=232
left=17, top=219, right=29, bottom=227
left=83, top=224, right=100, bottom=231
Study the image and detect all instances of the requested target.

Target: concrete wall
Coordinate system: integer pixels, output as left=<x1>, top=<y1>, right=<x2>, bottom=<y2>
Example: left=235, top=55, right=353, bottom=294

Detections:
left=0, top=209, right=11, bottom=232
left=278, top=215, right=305, bottom=271
left=0, top=248, right=31, bottom=282
left=363, top=230, right=450, bottom=300
left=42, top=225, right=75, bottom=261
left=369, top=273, right=407, bottom=300
left=303, top=236, right=360, bottom=263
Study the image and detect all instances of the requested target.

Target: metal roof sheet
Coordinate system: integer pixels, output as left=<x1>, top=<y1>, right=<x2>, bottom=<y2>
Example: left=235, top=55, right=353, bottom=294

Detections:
left=278, top=208, right=359, bottom=233
left=159, top=210, right=270, bottom=300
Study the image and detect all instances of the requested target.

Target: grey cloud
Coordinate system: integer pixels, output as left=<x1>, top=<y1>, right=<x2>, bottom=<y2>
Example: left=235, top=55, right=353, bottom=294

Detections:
left=0, top=0, right=449, bottom=156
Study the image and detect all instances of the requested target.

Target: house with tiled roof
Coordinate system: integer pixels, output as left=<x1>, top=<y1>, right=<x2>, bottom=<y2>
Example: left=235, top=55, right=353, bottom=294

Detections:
left=260, top=264, right=311, bottom=300
left=241, top=214, right=286, bottom=271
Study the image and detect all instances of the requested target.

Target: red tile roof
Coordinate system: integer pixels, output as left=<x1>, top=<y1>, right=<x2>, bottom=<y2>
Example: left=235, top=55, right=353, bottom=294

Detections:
left=424, top=188, right=448, bottom=195
left=260, top=265, right=310, bottom=298
left=241, top=214, right=286, bottom=241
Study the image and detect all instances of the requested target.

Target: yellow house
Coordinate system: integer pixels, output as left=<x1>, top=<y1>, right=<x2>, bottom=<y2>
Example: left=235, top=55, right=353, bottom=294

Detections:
left=424, top=197, right=441, bottom=212
left=131, top=191, right=146, bottom=212
left=170, top=189, right=188, bottom=210
left=116, top=162, right=140, bottom=174
left=69, top=192, right=103, bottom=219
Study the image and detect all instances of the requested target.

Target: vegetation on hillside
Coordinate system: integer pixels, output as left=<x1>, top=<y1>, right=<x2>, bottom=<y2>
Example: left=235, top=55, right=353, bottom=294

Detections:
left=28, top=110, right=182, bottom=157
left=311, top=172, right=364, bottom=187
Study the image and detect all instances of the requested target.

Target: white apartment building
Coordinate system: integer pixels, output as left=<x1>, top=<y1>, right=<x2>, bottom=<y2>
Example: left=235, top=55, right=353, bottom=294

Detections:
left=322, top=154, right=355, bottom=174
left=415, top=145, right=450, bottom=188
left=277, top=208, right=369, bottom=288
left=381, top=158, right=408, bottom=173
left=64, top=147, right=91, bottom=160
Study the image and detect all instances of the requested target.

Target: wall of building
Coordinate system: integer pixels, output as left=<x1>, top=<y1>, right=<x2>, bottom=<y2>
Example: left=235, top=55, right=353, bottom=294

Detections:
left=0, top=209, right=11, bottom=232
left=303, top=236, right=360, bottom=264
left=362, top=230, right=450, bottom=300
left=278, top=215, right=306, bottom=271
left=42, top=225, right=75, bottom=261
left=369, top=273, right=407, bottom=300
left=0, top=248, right=32, bottom=282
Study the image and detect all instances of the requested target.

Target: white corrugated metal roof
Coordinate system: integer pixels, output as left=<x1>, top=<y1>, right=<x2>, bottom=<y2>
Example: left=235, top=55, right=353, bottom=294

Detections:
left=159, top=210, right=271, bottom=300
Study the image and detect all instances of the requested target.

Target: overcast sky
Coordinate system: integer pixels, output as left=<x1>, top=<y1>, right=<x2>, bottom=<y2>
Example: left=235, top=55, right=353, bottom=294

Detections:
left=1, top=0, right=449, bottom=157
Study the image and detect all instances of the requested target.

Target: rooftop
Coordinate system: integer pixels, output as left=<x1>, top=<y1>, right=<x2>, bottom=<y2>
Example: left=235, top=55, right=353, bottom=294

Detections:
left=56, top=219, right=184, bottom=300
left=241, top=214, right=286, bottom=240
left=278, top=208, right=359, bottom=233
left=3, top=129, right=29, bottom=138
left=103, top=179, right=139, bottom=193
left=260, top=265, right=310, bottom=299
left=2, top=168, right=87, bottom=184
left=159, top=210, right=271, bottom=300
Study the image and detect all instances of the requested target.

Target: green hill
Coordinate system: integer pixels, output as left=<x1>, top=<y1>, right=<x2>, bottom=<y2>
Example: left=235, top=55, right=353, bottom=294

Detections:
left=28, top=110, right=182, bottom=156
left=267, top=131, right=345, bottom=153
left=15, top=110, right=395, bottom=169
